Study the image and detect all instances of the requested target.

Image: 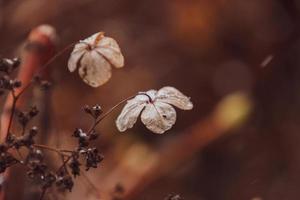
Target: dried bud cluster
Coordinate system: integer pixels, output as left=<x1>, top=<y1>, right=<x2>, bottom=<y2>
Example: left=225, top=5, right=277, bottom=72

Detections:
left=0, top=58, right=20, bottom=74
left=33, top=75, right=52, bottom=90
left=0, top=144, right=19, bottom=173
left=0, top=58, right=105, bottom=197
left=17, top=106, right=39, bottom=128
left=0, top=100, right=104, bottom=195
left=0, top=57, right=21, bottom=94
left=0, top=28, right=194, bottom=199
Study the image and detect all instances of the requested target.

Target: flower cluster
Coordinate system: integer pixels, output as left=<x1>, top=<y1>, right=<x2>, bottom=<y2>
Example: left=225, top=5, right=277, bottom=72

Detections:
left=0, top=57, right=21, bottom=93
left=0, top=57, right=105, bottom=196
left=0, top=103, right=104, bottom=194
left=0, top=31, right=194, bottom=200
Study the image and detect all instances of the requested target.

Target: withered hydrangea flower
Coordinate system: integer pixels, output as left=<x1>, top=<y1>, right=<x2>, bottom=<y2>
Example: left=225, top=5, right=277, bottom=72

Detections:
left=116, top=87, right=193, bottom=134
left=68, top=32, right=124, bottom=87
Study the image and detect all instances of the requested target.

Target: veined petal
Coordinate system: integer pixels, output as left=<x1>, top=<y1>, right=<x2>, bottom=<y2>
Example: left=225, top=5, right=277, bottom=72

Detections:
left=116, top=95, right=148, bottom=132
left=95, top=48, right=124, bottom=68
left=68, top=43, right=87, bottom=72
left=78, top=51, right=112, bottom=87
left=141, top=101, right=176, bottom=134
left=156, top=86, right=193, bottom=110
left=95, top=36, right=124, bottom=68
left=97, top=36, right=121, bottom=51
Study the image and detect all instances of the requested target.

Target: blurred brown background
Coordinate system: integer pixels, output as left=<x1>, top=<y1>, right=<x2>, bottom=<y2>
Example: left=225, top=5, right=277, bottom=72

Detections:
left=1, top=0, right=300, bottom=200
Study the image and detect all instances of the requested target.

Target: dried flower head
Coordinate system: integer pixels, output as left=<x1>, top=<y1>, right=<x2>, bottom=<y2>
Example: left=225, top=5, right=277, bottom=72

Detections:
left=68, top=32, right=124, bottom=87
left=116, top=86, right=193, bottom=134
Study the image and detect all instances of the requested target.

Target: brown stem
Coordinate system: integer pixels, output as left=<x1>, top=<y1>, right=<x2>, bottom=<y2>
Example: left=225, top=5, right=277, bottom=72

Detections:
left=33, top=144, right=71, bottom=156
left=80, top=170, right=101, bottom=198
left=87, top=94, right=136, bottom=133
left=56, top=156, right=72, bottom=173
left=5, top=91, right=18, bottom=139
left=16, top=42, right=76, bottom=99
left=39, top=188, right=47, bottom=200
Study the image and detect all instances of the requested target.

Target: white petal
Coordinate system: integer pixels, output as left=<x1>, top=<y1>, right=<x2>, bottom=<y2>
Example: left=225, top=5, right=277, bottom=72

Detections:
left=116, top=95, right=148, bottom=132
left=95, top=36, right=124, bottom=68
left=156, top=86, right=193, bottom=110
left=141, top=101, right=176, bottom=134
left=68, top=43, right=87, bottom=72
left=78, top=51, right=112, bottom=87
left=97, top=35, right=121, bottom=51
left=82, top=32, right=103, bottom=45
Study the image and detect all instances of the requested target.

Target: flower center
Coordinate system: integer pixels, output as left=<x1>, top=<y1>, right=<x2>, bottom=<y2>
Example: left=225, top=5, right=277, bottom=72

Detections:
left=138, top=92, right=154, bottom=103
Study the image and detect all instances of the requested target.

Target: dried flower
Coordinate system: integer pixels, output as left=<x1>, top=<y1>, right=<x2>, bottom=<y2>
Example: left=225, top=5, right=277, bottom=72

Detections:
left=68, top=32, right=124, bottom=87
left=116, top=86, right=193, bottom=134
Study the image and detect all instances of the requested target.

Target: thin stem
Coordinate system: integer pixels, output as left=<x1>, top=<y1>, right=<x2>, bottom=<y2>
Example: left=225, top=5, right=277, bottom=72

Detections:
left=59, top=154, right=69, bottom=173
left=39, top=188, right=47, bottom=200
left=16, top=149, right=24, bottom=162
left=87, top=94, right=136, bottom=133
left=6, top=90, right=18, bottom=139
left=33, top=144, right=71, bottom=156
left=80, top=170, right=100, bottom=198
left=16, top=42, right=76, bottom=99
left=4, top=42, right=76, bottom=142
left=56, top=155, right=72, bottom=173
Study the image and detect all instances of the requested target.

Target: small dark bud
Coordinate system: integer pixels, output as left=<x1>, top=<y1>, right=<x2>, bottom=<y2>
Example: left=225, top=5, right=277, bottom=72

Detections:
left=73, top=128, right=83, bottom=138
left=12, top=80, right=22, bottom=88
left=6, top=134, right=16, bottom=146
left=40, top=80, right=51, bottom=90
left=0, top=59, right=10, bottom=73
left=91, top=104, right=102, bottom=118
left=89, top=131, right=99, bottom=141
left=83, top=148, right=104, bottom=170
left=29, top=126, right=38, bottom=137
left=0, top=144, right=8, bottom=152
left=68, top=157, right=81, bottom=177
left=29, top=106, right=39, bottom=118
left=56, top=172, right=74, bottom=192
left=42, top=172, right=56, bottom=189
left=0, top=151, right=18, bottom=173
left=11, top=58, right=21, bottom=69
left=83, top=105, right=92, bottom=114
left=83, top=104, right=103, bottom=119
left=17, top=112, right=29, bottom=127
left=33, top=75, right=41, bottom=83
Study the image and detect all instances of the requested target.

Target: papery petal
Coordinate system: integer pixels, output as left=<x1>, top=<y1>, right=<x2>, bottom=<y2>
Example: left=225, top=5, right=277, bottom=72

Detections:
left=68, top=43, right=87, bottom=72
left=95, top=36, right=124, bottom=68
left=78, top=51, right=112, bottom=87
left=156, top=86, right=193, bottom=110
left=141, top=101, right=176, bottom=134
left=116, top=95, right=148, bottom=132
left=82, top=32, right=102, bottom=45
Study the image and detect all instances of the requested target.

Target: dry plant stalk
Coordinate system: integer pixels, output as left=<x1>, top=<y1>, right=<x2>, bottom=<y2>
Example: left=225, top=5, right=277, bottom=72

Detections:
left=0, top=25, right=56, bottom=200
